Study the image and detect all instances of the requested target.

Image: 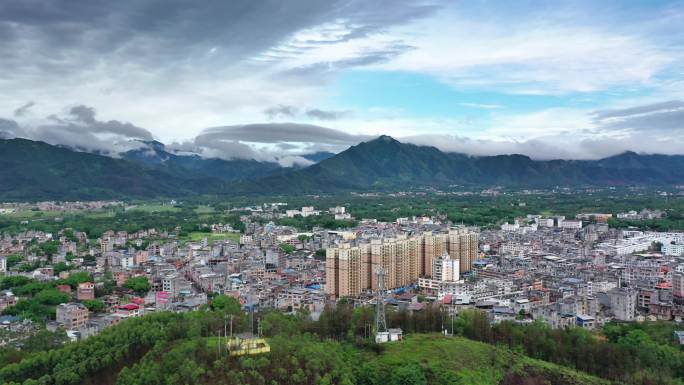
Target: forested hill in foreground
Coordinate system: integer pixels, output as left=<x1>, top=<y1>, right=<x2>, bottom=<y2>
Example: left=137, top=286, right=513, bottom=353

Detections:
left=0, top=310, right=609, bottom=385
left=2, top=297, right=682, bottom=385
left=2, top=136, right=684, bottom=200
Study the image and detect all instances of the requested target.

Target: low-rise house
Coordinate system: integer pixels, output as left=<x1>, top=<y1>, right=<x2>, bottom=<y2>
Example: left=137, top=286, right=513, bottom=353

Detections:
left=576, top=314, right=595, bottom=329
left=115, top=303, right=141, bottom=318
left=77, top=282, right=95, bottom=300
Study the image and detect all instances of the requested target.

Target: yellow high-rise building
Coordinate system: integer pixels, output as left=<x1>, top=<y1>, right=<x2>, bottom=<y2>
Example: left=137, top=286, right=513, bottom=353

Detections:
left=448, top=227, right=480, bottom=273
left=325, top=228, right=479, bottom=298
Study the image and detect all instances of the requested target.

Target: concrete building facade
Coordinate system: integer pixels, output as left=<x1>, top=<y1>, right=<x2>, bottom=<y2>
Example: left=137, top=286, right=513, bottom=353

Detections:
left=325, top=228, right=478, bottom=297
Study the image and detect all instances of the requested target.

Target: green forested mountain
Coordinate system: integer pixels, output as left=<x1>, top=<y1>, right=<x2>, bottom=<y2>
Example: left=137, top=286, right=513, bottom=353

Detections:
left=0, top=138, right=216, bottom=201
left=232, top=135, right=684, bottom=194
left=2, top=136, right=684, bottom=200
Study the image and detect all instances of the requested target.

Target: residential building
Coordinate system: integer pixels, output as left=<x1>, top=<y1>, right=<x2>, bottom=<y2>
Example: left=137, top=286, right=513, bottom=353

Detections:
left=325, top=228, right=478, bottom=297
left=608, top=288, right=637, bottom=321
left=662, top=243, right=684, bottom=256
left=56, top=303, right=89, bottom=330
left=77, top=282, right=95, bottom=301
left=432, top=253, right=460, bottom=282
left=673, top=273, right=684, bottom=298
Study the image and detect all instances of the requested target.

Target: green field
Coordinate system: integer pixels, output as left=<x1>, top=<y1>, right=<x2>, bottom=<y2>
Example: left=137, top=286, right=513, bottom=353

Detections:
left=1, top=209, right=70, bottom=220
left=193, top=205, right=215, bottom=214
left=125, top=203, right=181, bottom=213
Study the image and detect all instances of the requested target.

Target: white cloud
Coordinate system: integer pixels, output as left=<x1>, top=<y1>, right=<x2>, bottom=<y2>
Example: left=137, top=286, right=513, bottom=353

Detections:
left=380, top=10, right=678, bottom=94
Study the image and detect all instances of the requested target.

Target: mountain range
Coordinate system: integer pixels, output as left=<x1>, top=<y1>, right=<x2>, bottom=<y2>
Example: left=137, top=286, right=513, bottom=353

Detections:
left=1, top=135, right=683, bottom=201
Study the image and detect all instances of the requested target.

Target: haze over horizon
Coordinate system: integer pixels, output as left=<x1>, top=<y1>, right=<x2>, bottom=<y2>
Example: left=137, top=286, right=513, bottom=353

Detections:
left=1, top=0, right=683, bottom=163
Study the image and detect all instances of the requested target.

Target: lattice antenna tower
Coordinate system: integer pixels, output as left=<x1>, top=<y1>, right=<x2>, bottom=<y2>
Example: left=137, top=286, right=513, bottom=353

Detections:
left=374, top=267, right=387, bottom=333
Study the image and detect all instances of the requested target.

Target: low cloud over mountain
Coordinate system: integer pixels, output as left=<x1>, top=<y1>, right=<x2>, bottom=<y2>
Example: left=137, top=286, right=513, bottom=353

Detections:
left=2, top=99, right=683, bottom=163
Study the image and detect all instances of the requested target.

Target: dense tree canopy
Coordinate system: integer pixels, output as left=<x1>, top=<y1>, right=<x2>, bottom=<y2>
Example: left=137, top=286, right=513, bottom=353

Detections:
left=124, top=277, right=151, bottom=294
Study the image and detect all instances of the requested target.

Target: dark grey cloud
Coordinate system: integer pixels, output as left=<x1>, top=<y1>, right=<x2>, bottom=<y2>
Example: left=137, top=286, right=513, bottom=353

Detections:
left=279, top=42, right=414, bottom=80
left=191, top=136, right=261, bottom=161
left=198, top=123, right=372, bottom=145
left=264, top=105, right=298, bottom=119
left=0, top=1, right=443, bottom=86
left=0, top=118, right=19, bottom=134
left=65, top=105, right=153, bottom=140
left=167, top=122, right=373, bottom=165
left=306, top=109, right=351, bottom=121
left=592, top=100, right=684, bottom=120
left=13, top=101, right=35, bottom=117
left=0, top=118, right=19, bottom=139
left=0, top=105, right=152, bottom=154
left=0, top=0, right=444, bottom=140
left=591, top=100, right=684, bottom=135
left=599, top=108, right=684, bottom=133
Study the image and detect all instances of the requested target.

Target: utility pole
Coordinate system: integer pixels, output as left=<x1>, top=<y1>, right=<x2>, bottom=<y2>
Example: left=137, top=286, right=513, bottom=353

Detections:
left=441, top=308, right=444, bottom=334
left=451, top=309, right=455, bottom=336
left=250, top=306, right=255, bottom=335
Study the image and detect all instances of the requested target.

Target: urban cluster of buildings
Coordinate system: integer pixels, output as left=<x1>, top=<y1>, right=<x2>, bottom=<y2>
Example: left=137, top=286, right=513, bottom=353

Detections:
left=322, top=207, right=684, bottom=333
left=616, top=209, right=665, bottom=220
left=1, top=204, right=345, bottom=343
left=0, top=200, right=122, bottom=215
left=2, top=201, right=684, bottom=346
left=325, top=226, right=479, bottom=297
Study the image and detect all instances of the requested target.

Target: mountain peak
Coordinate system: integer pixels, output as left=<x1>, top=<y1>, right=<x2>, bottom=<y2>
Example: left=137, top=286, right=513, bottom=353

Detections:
left=137, top=139, right=166, bottom=152
left=377, top=135, right=399, bottom=143
left=357, top=135, right=401, bottom=148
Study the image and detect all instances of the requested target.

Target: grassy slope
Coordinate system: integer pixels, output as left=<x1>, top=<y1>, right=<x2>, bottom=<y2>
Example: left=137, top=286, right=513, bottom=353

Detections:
left=371, top=334, right=610, bottom=385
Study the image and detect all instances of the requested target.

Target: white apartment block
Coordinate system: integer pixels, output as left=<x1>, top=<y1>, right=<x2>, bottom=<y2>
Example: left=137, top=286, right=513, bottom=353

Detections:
left=559, top=220, right=582, bottom=230
left=501, top=222, right=520, bottom=231
left=662, top=243, right=684, bottom=256
left=500, top=242, right=534, bottom=255
left=285, top=210, right=301, bottom=218
left=301, top=206, right=320, bottom=217
left=599, top=232, right=684, bottom=255
left=432, top=254, right=460, bottom=282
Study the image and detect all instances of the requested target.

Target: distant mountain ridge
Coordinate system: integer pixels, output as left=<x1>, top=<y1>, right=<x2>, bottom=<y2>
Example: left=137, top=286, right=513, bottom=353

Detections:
left=120, top=140, right=285, bottom=182
left=0, top=138, right=226, bottom=201
left=1, top=136, right=683, bottom=200
left=231, top=135, right=684, bottom=194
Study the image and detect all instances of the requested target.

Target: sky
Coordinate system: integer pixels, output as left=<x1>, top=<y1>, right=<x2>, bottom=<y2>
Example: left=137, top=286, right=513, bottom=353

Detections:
left=0, top=0, right=683, bottom=164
